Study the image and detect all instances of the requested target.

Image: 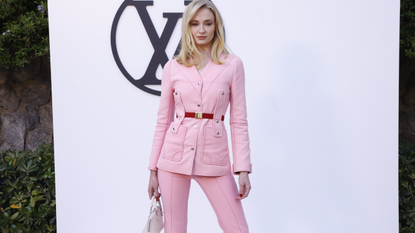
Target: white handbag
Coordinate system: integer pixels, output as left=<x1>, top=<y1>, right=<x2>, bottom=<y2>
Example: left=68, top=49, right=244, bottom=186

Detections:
left=142, top=196, right=164, bottom=233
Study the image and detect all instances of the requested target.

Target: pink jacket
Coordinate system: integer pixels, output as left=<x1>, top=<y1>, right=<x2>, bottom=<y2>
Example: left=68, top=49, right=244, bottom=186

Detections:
left=148, top=53, right=252, bottom=176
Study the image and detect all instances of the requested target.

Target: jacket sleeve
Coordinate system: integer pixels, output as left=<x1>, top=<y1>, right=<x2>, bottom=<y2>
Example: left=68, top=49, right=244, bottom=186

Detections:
left=230, top=56, right=252, bottom=174
left=148, top=60, right=175, bottom=171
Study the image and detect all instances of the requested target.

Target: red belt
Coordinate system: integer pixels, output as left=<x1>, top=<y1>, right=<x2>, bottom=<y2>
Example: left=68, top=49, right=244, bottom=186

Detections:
left=182, top=112, right=224, bottom=121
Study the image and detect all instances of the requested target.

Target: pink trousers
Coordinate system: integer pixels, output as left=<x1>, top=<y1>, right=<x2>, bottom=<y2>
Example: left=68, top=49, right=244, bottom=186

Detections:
left=158, top=169, right=249, bottom=233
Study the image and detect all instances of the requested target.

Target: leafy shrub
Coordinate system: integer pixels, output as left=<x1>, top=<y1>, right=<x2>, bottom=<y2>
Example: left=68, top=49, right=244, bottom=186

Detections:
left=0, top=144, right=56, bottom=233
left=400, top=143, right=415, bottom=232
left=0, top=0, right=49, bottom=69
left=401, top=0, right=415, bottom=57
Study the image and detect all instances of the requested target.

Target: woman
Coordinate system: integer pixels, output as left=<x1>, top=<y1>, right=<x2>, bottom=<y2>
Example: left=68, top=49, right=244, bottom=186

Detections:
left=147, top=1, right=252, bottom=232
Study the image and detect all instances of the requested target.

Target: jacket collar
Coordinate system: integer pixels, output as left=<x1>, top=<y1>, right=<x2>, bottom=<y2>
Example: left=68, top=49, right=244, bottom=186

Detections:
left=173, top=53, right=234, bottom=96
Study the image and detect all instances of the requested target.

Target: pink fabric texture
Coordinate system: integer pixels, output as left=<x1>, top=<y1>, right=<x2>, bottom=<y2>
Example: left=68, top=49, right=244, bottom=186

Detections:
left=158, top=169, right=249, bottom=233
left=148, top=54, right=252, bottom=176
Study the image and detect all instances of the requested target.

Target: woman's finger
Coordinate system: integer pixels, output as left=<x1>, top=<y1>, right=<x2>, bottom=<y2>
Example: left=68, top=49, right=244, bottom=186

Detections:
left=154, top=188, right=160, bottom=199
left=148, top=172, right=160, bottom=199
left=242, top=182, right=251, bottom=198
left=236, top=181, right=246, bottom=200
left=237, top=173, right=251, bottom=200
left=237, top=184, right=245, bottom=200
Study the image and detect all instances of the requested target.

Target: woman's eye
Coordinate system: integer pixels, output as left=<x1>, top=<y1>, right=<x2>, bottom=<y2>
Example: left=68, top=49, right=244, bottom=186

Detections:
left=206, top=23, right=212, bottom=26
left=191, top=23, right=198, bottom=26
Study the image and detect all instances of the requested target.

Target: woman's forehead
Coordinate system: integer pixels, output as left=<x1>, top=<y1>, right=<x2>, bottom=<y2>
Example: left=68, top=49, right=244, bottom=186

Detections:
left=191, top=8, right=214, bottom=21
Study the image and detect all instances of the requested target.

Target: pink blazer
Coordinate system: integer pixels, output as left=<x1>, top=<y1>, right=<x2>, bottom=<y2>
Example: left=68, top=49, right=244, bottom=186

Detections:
left=148, top=53, right=252, bottom=176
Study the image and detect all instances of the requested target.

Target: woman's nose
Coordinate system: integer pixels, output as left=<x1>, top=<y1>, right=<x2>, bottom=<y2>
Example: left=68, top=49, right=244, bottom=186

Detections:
left=199, top=25, right=206, bottom=33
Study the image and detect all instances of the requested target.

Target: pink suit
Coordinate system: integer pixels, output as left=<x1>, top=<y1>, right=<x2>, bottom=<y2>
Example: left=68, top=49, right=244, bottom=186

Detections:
left=149, top=54, right=251, bottom=233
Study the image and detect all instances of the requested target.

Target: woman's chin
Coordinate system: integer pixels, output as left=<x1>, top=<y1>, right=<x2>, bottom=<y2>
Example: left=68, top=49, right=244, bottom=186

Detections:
left=195, top=41, right=212, bottom=48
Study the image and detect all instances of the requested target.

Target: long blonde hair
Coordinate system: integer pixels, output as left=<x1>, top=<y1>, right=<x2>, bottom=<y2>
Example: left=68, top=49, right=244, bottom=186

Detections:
left=176, top=0, right=229, bottom=68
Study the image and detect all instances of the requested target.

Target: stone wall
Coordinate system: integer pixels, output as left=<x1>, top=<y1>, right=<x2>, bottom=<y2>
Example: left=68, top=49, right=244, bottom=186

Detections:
left=0, top=55, right=53, bottom=151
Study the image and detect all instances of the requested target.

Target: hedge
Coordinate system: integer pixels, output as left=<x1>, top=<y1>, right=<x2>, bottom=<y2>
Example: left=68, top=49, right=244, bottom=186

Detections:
left=0, top=0, right=49, bottom=68
left=400, top=143, right=415, bottom=232
left=0, top=143, right=56, bottom=233
left=401, top=0, right=415, bottom=57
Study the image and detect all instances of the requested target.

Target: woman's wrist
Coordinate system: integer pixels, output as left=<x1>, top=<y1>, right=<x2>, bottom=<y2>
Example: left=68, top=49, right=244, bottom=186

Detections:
left=150, top=170, right=158, bottom=177
left=238, top=171, right=249, bottom=176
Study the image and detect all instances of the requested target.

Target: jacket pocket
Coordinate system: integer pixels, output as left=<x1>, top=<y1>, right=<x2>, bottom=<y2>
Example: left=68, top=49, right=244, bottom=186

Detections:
left=201, top=127, right=229, bottom=166
left=162, top=124, right=187, bottom=162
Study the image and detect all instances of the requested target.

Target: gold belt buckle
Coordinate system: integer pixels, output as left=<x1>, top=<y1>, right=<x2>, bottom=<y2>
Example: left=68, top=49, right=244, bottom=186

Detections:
left=195, top=112, right=203, bottom=119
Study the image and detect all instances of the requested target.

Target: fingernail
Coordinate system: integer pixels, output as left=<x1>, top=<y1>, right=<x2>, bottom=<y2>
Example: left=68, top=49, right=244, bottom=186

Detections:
left=239, top=194, right=243, bottom=197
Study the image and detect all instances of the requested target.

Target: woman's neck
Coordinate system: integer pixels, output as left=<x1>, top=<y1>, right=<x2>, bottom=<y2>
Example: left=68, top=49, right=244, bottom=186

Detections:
left=197, top=43, right=212, bottom=61
left=195, top=44, right=212, bottom=75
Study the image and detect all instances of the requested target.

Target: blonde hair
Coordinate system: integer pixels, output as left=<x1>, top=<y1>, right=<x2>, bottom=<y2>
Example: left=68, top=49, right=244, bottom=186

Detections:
left=176, top=0, right=229, bottom=68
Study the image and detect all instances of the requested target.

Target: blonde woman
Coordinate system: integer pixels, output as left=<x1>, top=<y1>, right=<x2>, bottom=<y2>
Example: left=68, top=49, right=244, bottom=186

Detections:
left=147, top=1, right=251, bottom=232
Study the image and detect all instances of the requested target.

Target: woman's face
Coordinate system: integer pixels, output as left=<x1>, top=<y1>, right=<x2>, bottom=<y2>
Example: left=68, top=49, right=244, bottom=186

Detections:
left=190, top=7, right=216, bottom=48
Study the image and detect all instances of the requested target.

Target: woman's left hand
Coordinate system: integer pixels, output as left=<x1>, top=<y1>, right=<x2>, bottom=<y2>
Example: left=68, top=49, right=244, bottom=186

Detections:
left=236, top=171, right=251, bottom=200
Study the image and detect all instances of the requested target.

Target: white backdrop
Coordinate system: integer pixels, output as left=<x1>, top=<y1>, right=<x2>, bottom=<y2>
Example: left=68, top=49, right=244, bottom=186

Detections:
left=48, top=0, right=399, bottom=232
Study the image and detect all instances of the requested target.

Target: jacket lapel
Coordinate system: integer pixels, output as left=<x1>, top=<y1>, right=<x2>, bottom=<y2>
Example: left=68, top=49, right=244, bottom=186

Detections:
left=172, top=60, right=201, bottom=95
left=172, top=54, right=234, bottom=97
left=201, top=54, right=233, bottom=98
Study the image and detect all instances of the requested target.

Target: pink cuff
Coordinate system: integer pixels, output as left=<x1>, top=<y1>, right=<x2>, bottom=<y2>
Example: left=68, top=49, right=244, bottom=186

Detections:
left=232, top=164, right=252, bottom=175
left=148, top=166, right=158, bottom=171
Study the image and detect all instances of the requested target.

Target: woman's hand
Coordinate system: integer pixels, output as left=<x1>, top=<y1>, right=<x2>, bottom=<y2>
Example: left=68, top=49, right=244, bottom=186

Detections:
left=147, top=170, right=160, bottom=199
left=236, top=171, right=251, bottom=200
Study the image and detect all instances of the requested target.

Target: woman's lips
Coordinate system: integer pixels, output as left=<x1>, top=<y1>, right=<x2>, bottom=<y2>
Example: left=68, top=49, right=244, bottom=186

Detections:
left=197, top=36, right=207, bottom=40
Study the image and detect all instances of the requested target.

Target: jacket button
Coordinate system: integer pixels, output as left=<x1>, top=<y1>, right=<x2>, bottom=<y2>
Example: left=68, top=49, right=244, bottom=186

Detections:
left=173, top=127, right=176, bottom=130
left=191, top=147, right=194, bottom=151
left=197, top=104, right=201, bottom=107
left=221, top=92, right=224, bottom=95
left=175, top=92, right=178, bottom=95
left=216, top=131, right=220, bottom=135
left=216, top=120, right=219, bottom=123
left=195, top=125, right=198, bottom=128
left=198, top=82, right=201, bottom=85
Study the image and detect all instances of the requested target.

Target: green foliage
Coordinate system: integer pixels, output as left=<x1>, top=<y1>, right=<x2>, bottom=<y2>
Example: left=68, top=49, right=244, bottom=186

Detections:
left=401, top=0, right=415, bottom=57
left=0, top=0, right=49, bottom=69
left=400, top=143, right=415, bottom=232
left=0, top=144, right=56, bottom=233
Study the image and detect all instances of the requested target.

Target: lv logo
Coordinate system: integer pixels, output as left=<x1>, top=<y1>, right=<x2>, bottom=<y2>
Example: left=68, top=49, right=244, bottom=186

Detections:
left=111, top=0, right=193, bottom=96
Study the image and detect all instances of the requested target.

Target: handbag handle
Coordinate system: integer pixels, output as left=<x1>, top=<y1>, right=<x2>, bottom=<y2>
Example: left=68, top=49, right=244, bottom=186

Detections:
left=149, top=196, right=162, bottom=212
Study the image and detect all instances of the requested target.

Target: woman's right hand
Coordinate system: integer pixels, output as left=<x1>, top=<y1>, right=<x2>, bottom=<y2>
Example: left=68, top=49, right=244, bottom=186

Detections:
left=147, top=170, right=160, bottom=199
